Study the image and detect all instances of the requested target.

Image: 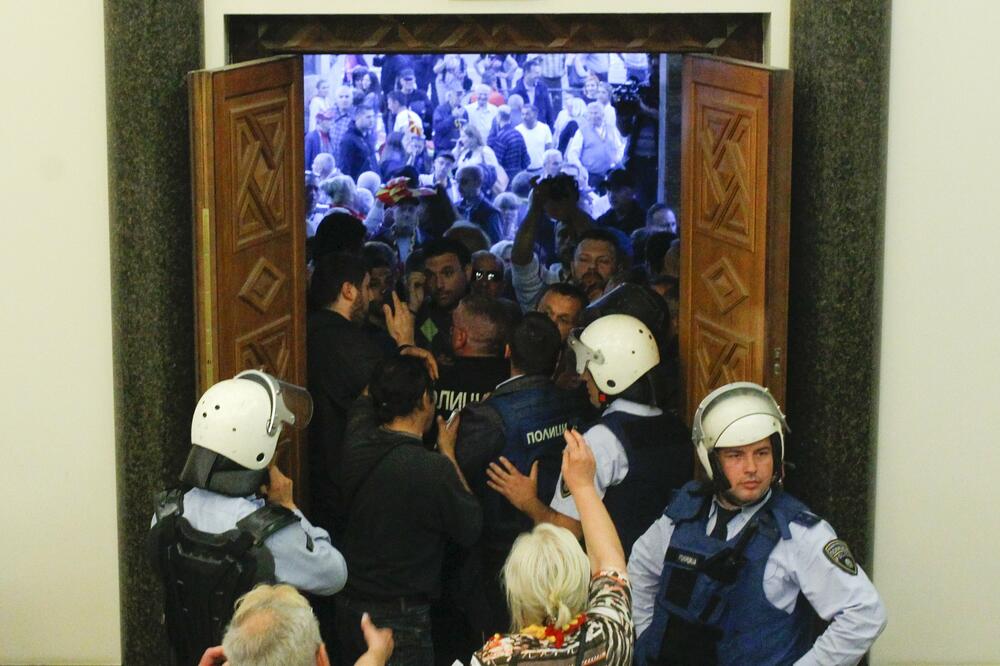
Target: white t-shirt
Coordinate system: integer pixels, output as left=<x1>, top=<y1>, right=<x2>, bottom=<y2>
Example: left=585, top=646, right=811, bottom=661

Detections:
left=515, top=122, right=554, bottom=169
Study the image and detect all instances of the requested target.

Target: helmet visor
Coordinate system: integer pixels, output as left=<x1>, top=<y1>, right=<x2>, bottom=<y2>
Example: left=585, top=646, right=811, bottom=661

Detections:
left=236, top=371, right=314, bottom=435
left=567, top=328, right=604, bottom=376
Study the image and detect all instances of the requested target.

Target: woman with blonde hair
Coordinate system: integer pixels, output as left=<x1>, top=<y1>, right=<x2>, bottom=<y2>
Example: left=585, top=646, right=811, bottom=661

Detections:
left=456, top=124, right=508, bottom=197
left=474, top=430, right=632, bottom=666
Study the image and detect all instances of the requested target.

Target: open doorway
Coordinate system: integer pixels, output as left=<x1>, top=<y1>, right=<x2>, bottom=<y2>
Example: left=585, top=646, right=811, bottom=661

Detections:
left=301, top=52, right=685, bottom=415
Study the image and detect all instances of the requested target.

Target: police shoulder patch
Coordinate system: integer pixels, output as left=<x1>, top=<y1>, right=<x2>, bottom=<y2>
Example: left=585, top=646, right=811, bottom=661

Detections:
left=823, top=539, right=858, bottom=575
left=560, top=477, right=571, bottom=498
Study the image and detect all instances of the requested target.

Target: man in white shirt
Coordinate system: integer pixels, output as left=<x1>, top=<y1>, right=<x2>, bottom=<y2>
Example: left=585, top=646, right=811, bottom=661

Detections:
left=565, top=102, right=625, bottom=188
left=514, top=104, right=554, bottom=171
left=464, top=84, right=498, bottom=143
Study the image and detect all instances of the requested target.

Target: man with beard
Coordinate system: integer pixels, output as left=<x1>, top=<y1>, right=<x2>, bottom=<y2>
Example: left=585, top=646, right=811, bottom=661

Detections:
left=511, top=175, right=621, bottom=308
left=361, top=241, right=400, bottom=334
left=415, top=238, right=472, bottom=357
left=306, top=251, right=417, bottom=536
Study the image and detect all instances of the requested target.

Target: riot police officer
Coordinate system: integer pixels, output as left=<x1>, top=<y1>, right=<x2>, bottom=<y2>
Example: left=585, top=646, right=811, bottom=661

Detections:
left=488, top=313, right=691, bottom=558
left=149, top=370, right=347, bottom=664
left=629, top=382, right=887, bottom=665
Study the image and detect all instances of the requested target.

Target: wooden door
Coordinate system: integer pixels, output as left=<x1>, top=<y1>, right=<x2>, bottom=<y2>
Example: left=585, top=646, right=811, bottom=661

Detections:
left=678, top=55, right=792, bottom=423
left=189, top=56, right=308, bottom=494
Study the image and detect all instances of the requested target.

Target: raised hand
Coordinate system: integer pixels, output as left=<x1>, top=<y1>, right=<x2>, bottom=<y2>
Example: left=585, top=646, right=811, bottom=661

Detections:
left=561, top=429, right=597, bottom=496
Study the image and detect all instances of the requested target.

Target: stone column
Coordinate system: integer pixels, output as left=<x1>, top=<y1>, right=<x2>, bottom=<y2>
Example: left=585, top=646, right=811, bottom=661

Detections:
left=785, top=0, right=892, bottom=568
left=104, top=1, right=202, bottom=662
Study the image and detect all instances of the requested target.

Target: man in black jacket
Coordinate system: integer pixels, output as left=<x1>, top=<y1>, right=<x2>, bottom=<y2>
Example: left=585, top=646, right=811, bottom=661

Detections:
left=306, top=251, right=415, bottom=535
left=338, top=105, right=378, bottom=180
left=336, top=355, right=481, bottom=666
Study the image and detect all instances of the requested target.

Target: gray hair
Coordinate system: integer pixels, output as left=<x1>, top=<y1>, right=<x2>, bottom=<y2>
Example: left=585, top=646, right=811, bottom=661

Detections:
left=320, top=174, right=357, bottom=207
left=222, top=584, right=320, bottom=666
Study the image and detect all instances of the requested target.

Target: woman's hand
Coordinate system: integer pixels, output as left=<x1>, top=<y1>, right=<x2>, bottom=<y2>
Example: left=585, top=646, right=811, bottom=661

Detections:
left=561, top=429, right=597, bottom=496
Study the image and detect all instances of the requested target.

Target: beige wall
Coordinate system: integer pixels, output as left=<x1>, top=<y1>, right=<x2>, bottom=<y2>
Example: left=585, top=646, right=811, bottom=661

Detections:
left=872, top=1, right=1000, bottom=664
left=4, top=0, right=998, bottom=664
left=0, top=0, right=120, bottom=664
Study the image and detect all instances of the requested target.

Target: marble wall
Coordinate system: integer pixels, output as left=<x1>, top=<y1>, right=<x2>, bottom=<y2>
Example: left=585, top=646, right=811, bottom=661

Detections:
left=105, top=1, right=890, bottom=659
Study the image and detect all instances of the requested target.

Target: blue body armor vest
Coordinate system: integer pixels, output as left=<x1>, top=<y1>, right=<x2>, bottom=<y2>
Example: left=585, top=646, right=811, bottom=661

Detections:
left=483, top=375, right=589, bottom=549
left=598, top=409, right=692, bottom=558
left=635, top=481, right=819, bottom=666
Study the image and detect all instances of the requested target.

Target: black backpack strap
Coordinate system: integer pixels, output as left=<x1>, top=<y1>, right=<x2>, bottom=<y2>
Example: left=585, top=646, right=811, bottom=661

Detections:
left=236, top=504, right=300, bottom=546
left=153, top=488, right=185, bottom=522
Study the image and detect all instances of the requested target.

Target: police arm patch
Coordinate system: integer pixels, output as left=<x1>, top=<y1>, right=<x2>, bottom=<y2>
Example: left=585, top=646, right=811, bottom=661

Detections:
left=823, top=539, right=858, bottom=575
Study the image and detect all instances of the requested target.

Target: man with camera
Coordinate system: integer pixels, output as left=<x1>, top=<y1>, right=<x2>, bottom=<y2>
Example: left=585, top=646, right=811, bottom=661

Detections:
left=510, top=174, right=622, bottom=308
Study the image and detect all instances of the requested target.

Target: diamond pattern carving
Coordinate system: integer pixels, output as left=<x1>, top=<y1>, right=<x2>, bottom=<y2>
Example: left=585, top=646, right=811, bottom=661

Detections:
left=236, top=317, right=292, bottom=379
left=694, top=316, right=751, bottom=393
left=227, top=14, right=762, bottom=60
left=701, top=257, right=750, bottom=315
left=233, top=107, right=287, bottom=248
left=238, top=257, right=287, bottom=315
left=697, top=105, right=754, bottom=249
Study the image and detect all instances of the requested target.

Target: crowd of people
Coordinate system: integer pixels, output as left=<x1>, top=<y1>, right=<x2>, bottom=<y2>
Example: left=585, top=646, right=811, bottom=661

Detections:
left=147, top=51, right=888, bottom=666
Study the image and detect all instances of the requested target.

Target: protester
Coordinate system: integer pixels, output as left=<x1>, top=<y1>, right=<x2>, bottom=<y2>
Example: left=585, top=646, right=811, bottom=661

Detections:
left=435, top=294, right=512, bottom=418
left=196, top=584, right=395, bottom=666
left=473, top=430, right=633, bottom=665
left=336, top=354, right=481, bottom=666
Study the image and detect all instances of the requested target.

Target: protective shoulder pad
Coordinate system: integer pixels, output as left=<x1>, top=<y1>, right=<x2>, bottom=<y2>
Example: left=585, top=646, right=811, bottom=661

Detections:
left=769, top=491, right=820, bottom=539
left=153, top=488, right=185, bottom=521
left=665, top=481, right=711, bottom=523
left=236, top=504, right=300, bottom=546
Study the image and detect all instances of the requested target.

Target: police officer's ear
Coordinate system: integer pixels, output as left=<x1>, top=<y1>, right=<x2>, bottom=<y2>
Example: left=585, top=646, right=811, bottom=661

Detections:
left=504, top=343, right=512, bottom=360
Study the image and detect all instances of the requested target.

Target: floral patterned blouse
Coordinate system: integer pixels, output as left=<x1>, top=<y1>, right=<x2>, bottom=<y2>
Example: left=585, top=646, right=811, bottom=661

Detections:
left=471, top=570, right=633, bottom=666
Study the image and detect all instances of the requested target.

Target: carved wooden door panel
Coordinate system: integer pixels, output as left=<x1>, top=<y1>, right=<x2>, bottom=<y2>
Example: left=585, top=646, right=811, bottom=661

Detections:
left=189, top=56, right=307, bottom=494
left=678, top=55, right=792, bottom=423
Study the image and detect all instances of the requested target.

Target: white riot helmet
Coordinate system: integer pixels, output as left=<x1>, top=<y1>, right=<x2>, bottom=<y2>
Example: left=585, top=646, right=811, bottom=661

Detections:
left=691, top=381, right=788, bottom=486
left=567, top=314, right=659, bottom=395
left=190, top=370, right=313, bottom=470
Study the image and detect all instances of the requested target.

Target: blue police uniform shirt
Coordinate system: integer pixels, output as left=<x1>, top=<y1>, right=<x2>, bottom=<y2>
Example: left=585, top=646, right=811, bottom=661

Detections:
left=628, top=489, right=887, bottom=665
left=152, top=487, right=348, bottom=596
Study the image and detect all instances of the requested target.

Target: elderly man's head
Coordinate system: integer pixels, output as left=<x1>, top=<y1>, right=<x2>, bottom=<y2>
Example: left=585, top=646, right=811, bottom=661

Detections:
left=474, top=83, right=491, bottom=107
left=222, top=585, right=329, bottom=666
left=541, top=149, right=563, bottom=178
left=335, top=85, right=353, bottom=111
left=586, top=101, right=605, bottom=129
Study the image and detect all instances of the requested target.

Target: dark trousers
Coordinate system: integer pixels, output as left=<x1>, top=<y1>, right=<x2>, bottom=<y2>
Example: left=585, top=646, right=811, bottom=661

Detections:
left=336, top=595, right=434, bottom=666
